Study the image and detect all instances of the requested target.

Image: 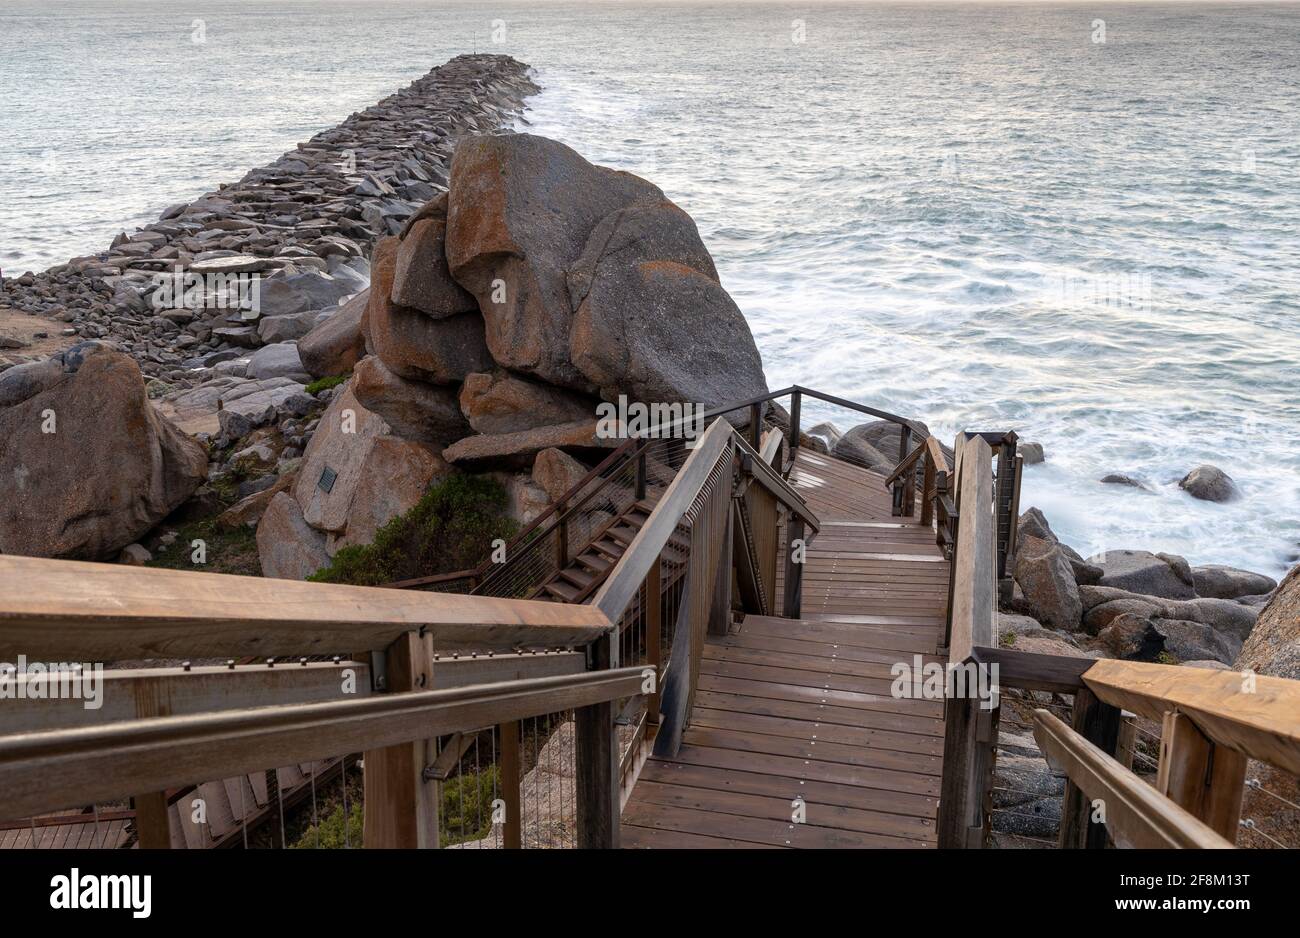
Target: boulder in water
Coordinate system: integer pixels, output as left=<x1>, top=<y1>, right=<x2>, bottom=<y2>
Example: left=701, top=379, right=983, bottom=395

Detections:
left=1179, top=464, right=1239, bottom=503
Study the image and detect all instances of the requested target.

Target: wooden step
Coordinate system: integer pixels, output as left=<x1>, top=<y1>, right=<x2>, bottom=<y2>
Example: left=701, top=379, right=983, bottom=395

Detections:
left=542, top=580, right=581, bottom=603
left=606, top=525, right=641, bottom=546
left=559, top=568, right=596, bottom=590
left=591, top=538, right=624, bottom=561
left=576, top=551, right=612, bottom=575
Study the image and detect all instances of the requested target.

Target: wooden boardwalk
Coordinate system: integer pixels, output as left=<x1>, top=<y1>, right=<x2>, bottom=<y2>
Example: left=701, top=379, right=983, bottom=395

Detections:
left=622, top=449, right=949, bottom=848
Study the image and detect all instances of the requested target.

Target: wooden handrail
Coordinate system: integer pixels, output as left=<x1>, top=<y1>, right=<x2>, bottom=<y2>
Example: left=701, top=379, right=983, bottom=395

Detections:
left=0, top=554, right=612, bottom=661
left=592, top=419, right=734, bottom=624
left=733, top=428, right=820, bottom=534
left=1081, top=659, right=1300, bottom=775
left=1032, top=708, right=1236, bottom=849
left=946, top=435, right=996, bottom=661
left=0, top=667, right=648, bottom=820
left=884, top=435, right=949, bottom=487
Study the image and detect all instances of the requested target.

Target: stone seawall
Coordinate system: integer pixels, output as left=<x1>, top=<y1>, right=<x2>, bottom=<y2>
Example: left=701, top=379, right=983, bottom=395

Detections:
left=0, top=54, right=538, bottom=386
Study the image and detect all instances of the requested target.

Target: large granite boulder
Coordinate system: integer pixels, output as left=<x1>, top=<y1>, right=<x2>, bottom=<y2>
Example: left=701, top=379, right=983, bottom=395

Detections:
left=458, top=370, right=595, bottom=435
left=0, top=358, right=64, bottom=408
left=1191, top=563, right=1276, bottom=600
left=366, top=236, right=492, bottom=383
left=1236, top=563, right=1300, bottom=681
left=1015, top=507, right=1100, bottom=585
left=0, top=346, right=207, bottom=559
left=328, top=436, right=449, bottom=552
left=1179, top=464, right=1239, bottom=503
left=1012, top=534, right=1083, bottom=631
left=351, top=355, right=469, bottom=451
left=442, top=419, right=619, bottom=471
left=391, top=194, right=478, bottom=318
left=1081, top=589, right=1258, bottom=641
left=568, top=205, right=768, bottom=410
left=257, top=491, right=330, bottom=580
left=291, top=384, right=389, bottom=533
left=532, top=447, right=589, bottom=503
left=831, top=420, right=952, bottom=476
left=1097, top=613, right=1165, bottom=661
left=1088, top=549, right=1196, bottom=600
left=297, top=290, right=368, bottom=379
left=445, top=133, right=664, bottom=388
left=831, top=422, right=898, bottom=472
left=1232, top=563, right=1300, bottom=849
left=1153, top=618, right=1240, bottom=665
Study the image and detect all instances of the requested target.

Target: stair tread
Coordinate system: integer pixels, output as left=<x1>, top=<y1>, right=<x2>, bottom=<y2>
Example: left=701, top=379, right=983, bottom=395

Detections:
left=559, top=568, right=595, bottom=589
left=543, top=581, right=581, bottom=602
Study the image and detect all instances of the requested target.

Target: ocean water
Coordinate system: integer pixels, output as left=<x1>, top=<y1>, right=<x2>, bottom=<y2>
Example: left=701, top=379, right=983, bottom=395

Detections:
left=2, top=1, right=1298, bottom=576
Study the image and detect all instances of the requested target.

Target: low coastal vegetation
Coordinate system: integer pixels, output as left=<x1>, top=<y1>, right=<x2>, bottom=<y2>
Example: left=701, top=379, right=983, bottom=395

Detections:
left=303, top=372, right=349, bottom=396
left=309, top=473, right=516, bottom=586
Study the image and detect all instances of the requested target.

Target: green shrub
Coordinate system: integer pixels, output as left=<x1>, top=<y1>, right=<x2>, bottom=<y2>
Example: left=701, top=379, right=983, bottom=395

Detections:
left=291, top=801, right=363, bottom=849
left=309, top=472, right=517, bottom=586
left=305, top=373, right=351, bottom=395
left=440, top=766, right=500, bottom=847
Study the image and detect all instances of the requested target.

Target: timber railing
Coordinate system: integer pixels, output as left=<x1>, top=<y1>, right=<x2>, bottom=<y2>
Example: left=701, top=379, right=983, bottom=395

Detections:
left=585, top=417, right=820, bottom=762
left=925, top=437, right=1300, bottom=849
left=965, top=649, right=1300, bottom=849
left=0, top=555, right=642, bottom=849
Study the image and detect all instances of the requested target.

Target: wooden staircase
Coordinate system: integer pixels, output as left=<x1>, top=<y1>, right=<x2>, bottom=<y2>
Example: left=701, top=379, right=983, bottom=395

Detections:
left=533, top=499, right=689, bottom=604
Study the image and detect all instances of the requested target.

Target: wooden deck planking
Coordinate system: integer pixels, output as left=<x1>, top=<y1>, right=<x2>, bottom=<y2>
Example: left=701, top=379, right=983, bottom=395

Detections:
left=623, top=449, right=950, bottom=848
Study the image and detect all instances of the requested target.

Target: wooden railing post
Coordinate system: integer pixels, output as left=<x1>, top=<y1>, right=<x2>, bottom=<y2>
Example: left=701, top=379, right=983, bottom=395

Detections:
left=645, top=560, right=663, bottom=724
left=892, top=425, right=913, bottom=516
left=938, top=689, right=999, bottom=848
left=786, top=389, right=801, bottom=465
left=782, top=516, right=805, bottom=619
left=363, top=630, right=438, bottom=848
left=499, top=720, right=522, bottom=849
left=555, top=498, right=569, bottom=569
left=709, top=502, right=734, bottom=636
left=575, top=632, right=619, bottom=848
left=1059, top=686, right=1123, bottom=848
left=1156, top=709, right=1247, bottom=842
left=921, top=453, right=936, bottom=528
left=993, top=434, right=1019, bottom=602
left=750, top=402, right=762, bottom=450
left=133, top=791, right=171, bottom=849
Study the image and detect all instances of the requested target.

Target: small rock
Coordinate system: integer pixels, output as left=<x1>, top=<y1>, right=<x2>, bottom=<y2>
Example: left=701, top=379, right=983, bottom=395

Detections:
left=118, top=543, right=153, bottom=565
left=1100, top=473, right=1149, bottom=490
left=1019, top=442, right=1044, bottom=464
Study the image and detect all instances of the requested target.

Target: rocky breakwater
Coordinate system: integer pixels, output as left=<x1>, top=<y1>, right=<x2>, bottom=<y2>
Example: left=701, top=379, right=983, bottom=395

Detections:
left=256, top=132, right=770, bottom=578
left=0, top=55, right=538, bottom=564
left=0, top=54, right=536, bottom=387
